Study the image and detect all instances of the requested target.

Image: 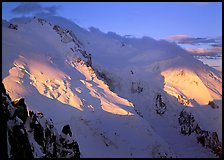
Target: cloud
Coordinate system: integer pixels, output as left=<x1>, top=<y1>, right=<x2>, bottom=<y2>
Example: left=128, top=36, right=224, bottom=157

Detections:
left=11, top=3, right=42, bottom=14
left=211, top=43, right=222, bottom=47
left=11, top=2, right=60, bottom=17
left=177, top=37, right=218, bottom=45
left=165, top=35, right=222, bottom=49
left=185, top=47, right=222, bottom=56
left=165, top=35, right=222, bottom=57
left=35, top=6, right=60, bottom=17
left=165, top=35, right=192, bottom=41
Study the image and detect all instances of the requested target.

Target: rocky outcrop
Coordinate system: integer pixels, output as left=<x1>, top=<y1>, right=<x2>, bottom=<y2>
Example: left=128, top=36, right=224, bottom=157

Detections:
left=155, top=94, right=166, bottom=115
left=2, top=84, right=33, bottom=158
left=53, top=24, right=82, bottom=47
left=178, top=110, right=197, bottom=135
left=208, top=101, right=219, bottom=109
left=95, top=69, right=115, bottom=92
left=11, top=98, right=28, bottom=122
left=1, top=82, right=80, bottom=158
left=196, top=129, right=222, bottom=157
left=78, top=50, right=92, bottom=67
left=36, top=18, right=47, bottom=25
left=8, top=23, right=18, bottom=30
left=57, top=125, right=80, bottom=158
left=177, top=95, right=190, bottom=106
left=178, top=110, right=222, bottom=158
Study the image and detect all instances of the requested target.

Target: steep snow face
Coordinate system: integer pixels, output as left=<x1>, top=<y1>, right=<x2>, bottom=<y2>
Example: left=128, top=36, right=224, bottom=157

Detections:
left=3, top=51, right=134, bottom=115
left=156, top=55, right=222, bottom=106
left=42, top=16, right=222, bottom=107
left=161, top=67, right=222, bottom=106
left=87, top=36, right=222, bottom=106
left=82, top=29, right=221, bottom=106
left=3, top=18, right=135, bottom=116
left=2, top=17, right=222, bottom=158
left=161, top=68, right=212, bottom=106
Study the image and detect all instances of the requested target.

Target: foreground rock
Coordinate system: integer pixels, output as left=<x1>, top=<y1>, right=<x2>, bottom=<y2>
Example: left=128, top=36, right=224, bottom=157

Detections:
left=1, top=82, right=80, bottom=158
left=178, top=110, right=222, bottom=158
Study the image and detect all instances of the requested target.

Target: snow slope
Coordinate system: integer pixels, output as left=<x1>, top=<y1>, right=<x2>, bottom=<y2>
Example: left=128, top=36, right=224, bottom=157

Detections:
left=2, top=17, right=222, bottom=158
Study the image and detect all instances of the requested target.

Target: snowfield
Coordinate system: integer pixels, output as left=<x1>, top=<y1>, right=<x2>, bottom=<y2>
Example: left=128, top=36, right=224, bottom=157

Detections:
left=2, top=16, right=222, bottom=158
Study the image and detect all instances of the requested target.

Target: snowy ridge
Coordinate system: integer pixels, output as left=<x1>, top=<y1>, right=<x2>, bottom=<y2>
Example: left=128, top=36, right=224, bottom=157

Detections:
left=2, top=17, right=222, bottom=158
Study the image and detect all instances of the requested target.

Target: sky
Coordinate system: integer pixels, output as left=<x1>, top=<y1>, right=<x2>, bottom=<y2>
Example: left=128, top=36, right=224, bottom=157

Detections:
left=2, top=2, right=222, bottom=38
left=2, top=2, right=222, bottom=63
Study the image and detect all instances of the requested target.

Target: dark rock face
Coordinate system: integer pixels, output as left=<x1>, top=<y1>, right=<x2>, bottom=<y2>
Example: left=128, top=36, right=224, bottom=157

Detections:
left=178, top=110, right=222, bottom=158
left=79, top=50, right=92, bottom=67
left=155, top=94, right=166, bottom=115
left=58, top=125, right=80, bottom=158
left=29, top=111, right=58, bottom=158
left=7, top=123, right=33, bottom=159
left=53, top=24, right=82, bottom=47
left=208, top=101, right=219, bottom=109
left=62, top=125, right=72, bottom=136
left=1, top=82, right=80, bottom=158
left=178, top=110, right=197, bottom=135
left=2, top=83, right=33, bottom=159
left=11, top=98, right=28, bottom=122
left=196, top=130, right=222, bottom=158
left=37, top=18, right=47, bottom=25
left=8, top=23, right=18, bottom=30
left=0, top=88, right=7, bottom=159
left=1, top=82, right=7, bottom=95
left=95, top=69, right=115, bottom=92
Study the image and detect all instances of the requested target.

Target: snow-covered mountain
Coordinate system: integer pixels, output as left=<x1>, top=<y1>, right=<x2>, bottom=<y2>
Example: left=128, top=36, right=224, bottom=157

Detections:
left=2, top=16, right=222, bottom=158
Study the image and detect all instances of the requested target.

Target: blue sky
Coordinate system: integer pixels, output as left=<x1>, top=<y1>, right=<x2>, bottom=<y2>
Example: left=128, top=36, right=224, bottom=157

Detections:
left=2, top=2, right=222, bottom=39
left=2, top=2, right=222, bottom=56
